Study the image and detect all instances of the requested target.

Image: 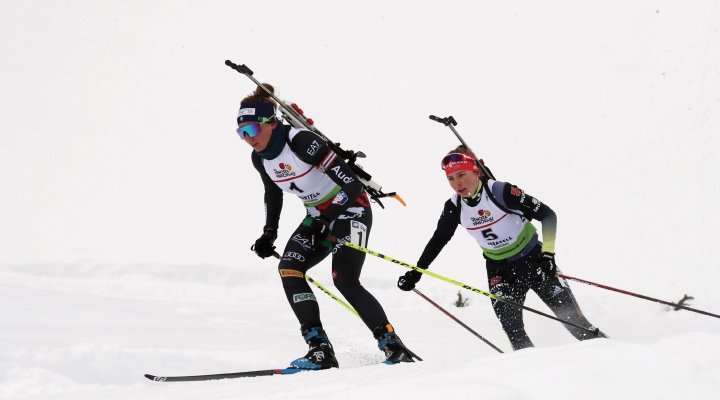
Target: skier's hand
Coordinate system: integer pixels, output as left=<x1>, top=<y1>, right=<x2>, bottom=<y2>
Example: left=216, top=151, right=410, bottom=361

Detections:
left=536, top=252, right=557, bottom=280
left=397, top=270, right=423, bottom=291
left=252, top=229, right=277, bottom=259
left=299, top=217, right=330, bottom=249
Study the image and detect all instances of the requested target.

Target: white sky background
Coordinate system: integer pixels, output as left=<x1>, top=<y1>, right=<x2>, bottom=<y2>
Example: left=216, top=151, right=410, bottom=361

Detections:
left=2, top=1, right=718, bottom=277
left=1, top=1, right=720, bottom=399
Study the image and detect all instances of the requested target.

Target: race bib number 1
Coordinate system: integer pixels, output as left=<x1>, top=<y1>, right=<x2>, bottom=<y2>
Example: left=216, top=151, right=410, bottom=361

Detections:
left=350, top=221, right=368, bottom=248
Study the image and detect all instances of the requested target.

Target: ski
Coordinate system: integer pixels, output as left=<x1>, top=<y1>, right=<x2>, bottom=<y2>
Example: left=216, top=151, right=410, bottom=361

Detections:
left=144, top=368, right=308, bottom=382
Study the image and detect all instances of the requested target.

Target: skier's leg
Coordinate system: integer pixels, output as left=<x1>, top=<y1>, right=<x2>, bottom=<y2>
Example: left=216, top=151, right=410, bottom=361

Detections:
left=328, top=200, right=388, bottom=331
left=533, top=271, right=607, bottom=341
left=279, top=223, right=338, bottom=370
left=330, top=198, right=416, bottom=363
left=277, top=224, right=330, bottom=327
left=487, top=259, right=533, bottom=350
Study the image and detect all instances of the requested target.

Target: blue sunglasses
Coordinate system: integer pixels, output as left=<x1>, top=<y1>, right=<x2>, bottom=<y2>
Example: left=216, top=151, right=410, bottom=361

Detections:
left=237, top=115, right=275, bottom=140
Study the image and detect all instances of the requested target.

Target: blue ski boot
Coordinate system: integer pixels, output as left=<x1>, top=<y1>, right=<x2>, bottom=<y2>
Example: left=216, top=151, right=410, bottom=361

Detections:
left=289, top=325, right=339, bottom=370
left=373, top=323, right=420, bottom=364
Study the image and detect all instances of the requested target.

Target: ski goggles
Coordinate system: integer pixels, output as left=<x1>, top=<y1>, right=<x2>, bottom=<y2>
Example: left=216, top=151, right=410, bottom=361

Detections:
left=236, top=114, right=275, bottom=140
left=441, top=153, right=479, bottom=175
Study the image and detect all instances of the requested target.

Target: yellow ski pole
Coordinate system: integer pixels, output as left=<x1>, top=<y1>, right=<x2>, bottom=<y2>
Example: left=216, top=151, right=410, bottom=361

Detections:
left=336, top=239, right=601, bottom=337
left=271, top=251, right=360, bottom=318
left=305, top=275, right=359, bottom=317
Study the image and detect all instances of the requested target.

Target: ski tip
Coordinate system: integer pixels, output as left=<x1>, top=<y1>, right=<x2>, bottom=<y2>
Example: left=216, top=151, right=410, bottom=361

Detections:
left=144, top=374, right=167, bottom=382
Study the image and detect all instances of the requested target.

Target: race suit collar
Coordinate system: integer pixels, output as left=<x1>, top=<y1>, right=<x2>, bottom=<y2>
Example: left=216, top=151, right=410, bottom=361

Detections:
left=461, top=179, right=483, bottom=207
left=257, top=123, right=286, bottom=160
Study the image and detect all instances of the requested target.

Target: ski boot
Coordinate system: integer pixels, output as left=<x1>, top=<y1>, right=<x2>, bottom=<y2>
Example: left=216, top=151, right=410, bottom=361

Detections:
left=373, top=323, right=420, bottom=364
left=289, top=325, right=339, bottom=370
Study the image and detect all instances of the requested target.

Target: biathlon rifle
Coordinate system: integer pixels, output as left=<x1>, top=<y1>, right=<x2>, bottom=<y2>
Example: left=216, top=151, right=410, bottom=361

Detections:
left=226, top=60, right=405, bottom=208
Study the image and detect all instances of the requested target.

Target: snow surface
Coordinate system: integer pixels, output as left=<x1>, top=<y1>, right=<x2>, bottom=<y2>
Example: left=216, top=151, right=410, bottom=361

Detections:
left=2, top=1, right=720, bottom=399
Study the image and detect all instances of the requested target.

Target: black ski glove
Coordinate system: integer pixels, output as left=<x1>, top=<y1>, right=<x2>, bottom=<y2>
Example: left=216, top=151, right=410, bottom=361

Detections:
left=299, top=216, right=330, bottom=250
left=252, top=229, right=278, bottom=259
left=536, top=252, right=557, bottom=280
left=397, top=270, right=423, bottom=291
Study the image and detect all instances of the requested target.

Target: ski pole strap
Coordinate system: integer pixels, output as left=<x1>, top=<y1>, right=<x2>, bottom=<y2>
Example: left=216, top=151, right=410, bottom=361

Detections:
left=559, top=274, right=720, bottom=320
left=412, top=288, right=504, bottom=353
left=339, top=240, right=599, bottom=336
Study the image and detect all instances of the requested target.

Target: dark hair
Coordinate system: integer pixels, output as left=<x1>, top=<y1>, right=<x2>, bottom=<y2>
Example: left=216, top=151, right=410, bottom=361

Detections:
left=241, top=83, right=277, bottom=107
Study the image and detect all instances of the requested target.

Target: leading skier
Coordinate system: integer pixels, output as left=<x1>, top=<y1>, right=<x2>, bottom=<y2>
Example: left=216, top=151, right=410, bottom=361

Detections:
left=238, top=84, right=418, bottom=368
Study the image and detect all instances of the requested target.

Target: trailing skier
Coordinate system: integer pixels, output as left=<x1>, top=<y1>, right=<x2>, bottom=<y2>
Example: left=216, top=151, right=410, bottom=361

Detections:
left=238, top=84, right=417, bottom=368
left=397, top=145, right=607, bottom=350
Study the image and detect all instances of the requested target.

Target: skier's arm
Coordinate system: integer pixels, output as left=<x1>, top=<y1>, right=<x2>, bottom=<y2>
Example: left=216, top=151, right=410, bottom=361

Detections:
left=416, top=199, right=460, bottom=270
left=291, top=131, right=364, bottom=222
left=398, top=199, right=459, bottom=291
left=251, top=151, right=284, bottom=231
left=500, top=183, right=557, bottom=254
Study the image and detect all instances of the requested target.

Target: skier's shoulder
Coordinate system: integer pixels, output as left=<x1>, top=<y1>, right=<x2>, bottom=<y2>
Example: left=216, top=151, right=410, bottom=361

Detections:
left=484, top=179, right=509, bottom=200
left=288, top=127, right=324, bottom=147
left=442, top=195, right=461, bottom=221
left=485, top=179, right=529, bottom=215
left=287, top=127, right=328, bottom=161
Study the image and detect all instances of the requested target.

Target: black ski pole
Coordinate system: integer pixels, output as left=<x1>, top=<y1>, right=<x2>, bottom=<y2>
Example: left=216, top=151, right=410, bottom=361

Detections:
left=329, top=235, right=602, bottom=337
left=412, top=289, right=504, bottom=353
left=559, top=274, right=720, bottom=320
left=429, top=115, right=496, bottom=180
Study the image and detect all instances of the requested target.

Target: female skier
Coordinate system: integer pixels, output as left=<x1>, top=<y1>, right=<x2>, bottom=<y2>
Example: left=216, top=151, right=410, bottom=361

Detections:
left=238, top=84, right=417, bottom=368
left=397, top=146, right=606, bottom=350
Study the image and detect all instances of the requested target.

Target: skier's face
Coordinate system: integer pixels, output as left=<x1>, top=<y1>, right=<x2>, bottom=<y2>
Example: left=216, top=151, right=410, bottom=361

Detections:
left=240, top=121, right=276, bottom=151
left=446, top=170, right=480, bottom=198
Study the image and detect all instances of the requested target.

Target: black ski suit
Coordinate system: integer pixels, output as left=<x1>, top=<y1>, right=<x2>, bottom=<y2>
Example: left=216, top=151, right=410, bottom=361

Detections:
left=416, top=179, right=604, bottom=350
left=252, top=124, right=389, bottom=332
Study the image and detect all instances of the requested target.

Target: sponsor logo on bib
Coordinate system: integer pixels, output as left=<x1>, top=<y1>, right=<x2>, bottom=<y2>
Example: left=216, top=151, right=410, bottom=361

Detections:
left=273, top=163, right=296, bottom=179
left=300, top=192, right=322, bottom=202
left=471, top=211, right=494, bottom=226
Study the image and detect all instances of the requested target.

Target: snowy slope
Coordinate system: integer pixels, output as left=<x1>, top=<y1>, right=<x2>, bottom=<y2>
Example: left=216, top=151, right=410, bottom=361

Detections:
left=2, top=262, right=720, bottom=399
left=1, top=1, right=720, bottom=399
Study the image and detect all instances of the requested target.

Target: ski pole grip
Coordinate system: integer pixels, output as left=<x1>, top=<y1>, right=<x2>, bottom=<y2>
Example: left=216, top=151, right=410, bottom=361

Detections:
left=225, top=60, right=254, bottom=76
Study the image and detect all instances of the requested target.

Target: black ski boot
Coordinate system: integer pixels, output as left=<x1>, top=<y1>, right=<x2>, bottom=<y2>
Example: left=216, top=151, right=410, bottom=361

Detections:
left=373, top=323, right=419, bottom=365
left=289, top=325, right=339, bottom=370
